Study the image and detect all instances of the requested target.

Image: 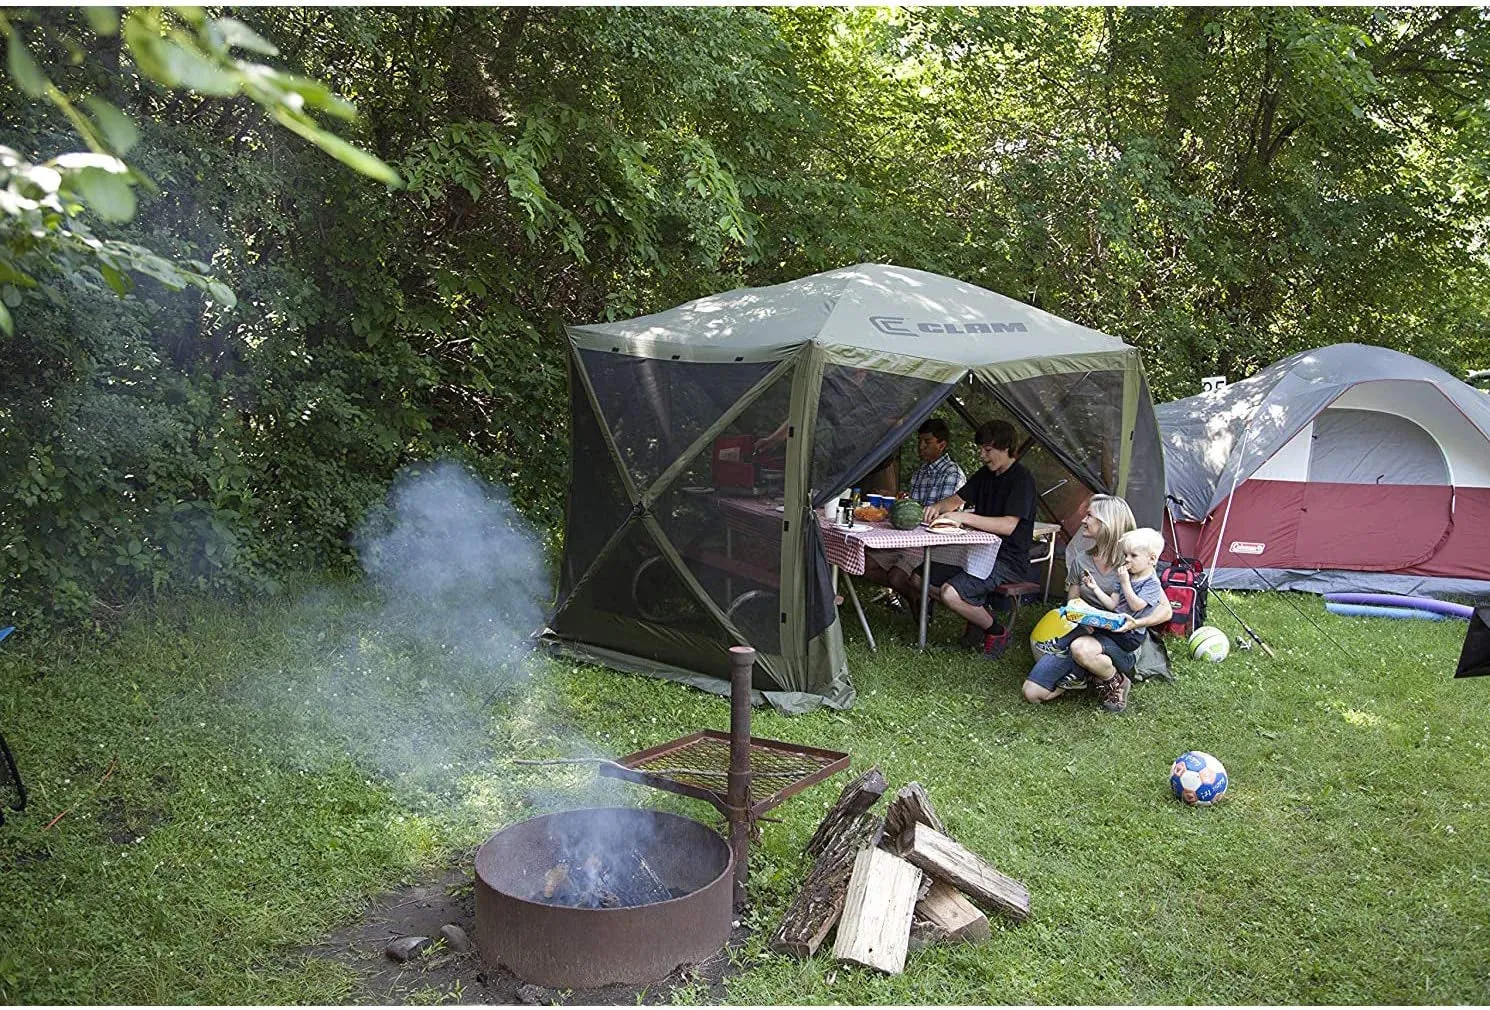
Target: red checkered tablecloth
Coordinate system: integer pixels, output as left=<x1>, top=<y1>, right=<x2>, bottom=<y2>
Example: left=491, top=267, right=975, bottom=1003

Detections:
left=817, top=518, right=1001, bottom=577
left=713, top=497, right=1004, bottom=579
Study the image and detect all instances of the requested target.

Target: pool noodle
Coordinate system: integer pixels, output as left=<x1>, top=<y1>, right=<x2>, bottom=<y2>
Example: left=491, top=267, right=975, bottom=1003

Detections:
left=1323, top=593, right=1472, bottom=620
left=1325, top=602, right=1447, bottom=621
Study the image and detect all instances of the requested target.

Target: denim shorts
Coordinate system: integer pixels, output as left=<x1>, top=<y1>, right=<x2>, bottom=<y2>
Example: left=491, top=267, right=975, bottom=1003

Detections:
left=1026, top=633, right=1138, bottom=690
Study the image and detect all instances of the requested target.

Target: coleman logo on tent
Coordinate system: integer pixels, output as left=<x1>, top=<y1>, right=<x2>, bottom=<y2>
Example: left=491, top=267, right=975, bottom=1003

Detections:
left=870, top=315, right=1029, bottom=336
left=1228, top=541, right=1266, bottom=555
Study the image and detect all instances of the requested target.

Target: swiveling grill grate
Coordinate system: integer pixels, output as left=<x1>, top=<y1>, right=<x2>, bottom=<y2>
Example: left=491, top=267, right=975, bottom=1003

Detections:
left=599, top=729, right=849, bottom=818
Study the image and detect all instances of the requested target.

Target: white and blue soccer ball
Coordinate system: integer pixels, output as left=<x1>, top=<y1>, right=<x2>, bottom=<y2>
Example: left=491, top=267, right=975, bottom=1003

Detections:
left=1170, top=751, right=1228, bottom=806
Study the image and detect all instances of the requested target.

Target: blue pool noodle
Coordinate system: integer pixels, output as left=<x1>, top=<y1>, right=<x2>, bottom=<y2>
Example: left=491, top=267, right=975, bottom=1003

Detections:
left=1326, top=602, right=1447, bottom=621
left=1323, top=593, right=1472, bottom=620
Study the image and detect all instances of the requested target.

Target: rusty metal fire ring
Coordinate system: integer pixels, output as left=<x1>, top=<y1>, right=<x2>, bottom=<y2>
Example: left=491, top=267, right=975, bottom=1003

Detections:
left=474, top=807, right=734, bottom=989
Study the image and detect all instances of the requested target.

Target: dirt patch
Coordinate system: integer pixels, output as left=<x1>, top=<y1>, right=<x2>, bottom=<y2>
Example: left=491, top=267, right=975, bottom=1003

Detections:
left=98, top=795, right=170, bottom=845
left=305, top=863, right=751, bottom=1005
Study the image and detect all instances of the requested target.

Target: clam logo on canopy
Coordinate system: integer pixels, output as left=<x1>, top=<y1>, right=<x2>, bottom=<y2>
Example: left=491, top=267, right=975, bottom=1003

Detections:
left=1228, top=541, right=1265, bottom=555
left=870, top=316, right=1029, bottom=336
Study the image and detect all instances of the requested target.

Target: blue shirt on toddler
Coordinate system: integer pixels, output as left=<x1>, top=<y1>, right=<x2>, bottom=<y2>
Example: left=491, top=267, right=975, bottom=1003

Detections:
left=1101, top=570, right=1165, bottom=651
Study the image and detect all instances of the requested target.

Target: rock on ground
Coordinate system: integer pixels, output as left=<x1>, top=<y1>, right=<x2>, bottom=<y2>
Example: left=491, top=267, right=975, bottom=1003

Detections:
left=386, top=935, right=432, bottom=962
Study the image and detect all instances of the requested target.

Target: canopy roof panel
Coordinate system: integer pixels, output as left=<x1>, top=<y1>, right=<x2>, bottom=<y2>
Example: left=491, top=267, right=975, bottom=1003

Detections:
left=569, top=263, right=1130, bottom=368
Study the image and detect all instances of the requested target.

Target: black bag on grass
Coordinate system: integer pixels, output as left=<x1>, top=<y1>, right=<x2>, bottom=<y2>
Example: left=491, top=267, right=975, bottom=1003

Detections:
left=1455, top=607, right=1490, bottom=679
left=0, top=730, right=24, bottom=826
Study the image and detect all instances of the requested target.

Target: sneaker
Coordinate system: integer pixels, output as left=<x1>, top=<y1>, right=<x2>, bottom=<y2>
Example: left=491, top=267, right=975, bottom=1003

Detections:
left=981, top=626, right=1012, bottom=660
left=1094, top=671, right=1131, bottom=714
left=882, top=591, right=908, bottom=615
left=1053, top=671, right=1088, bottom=691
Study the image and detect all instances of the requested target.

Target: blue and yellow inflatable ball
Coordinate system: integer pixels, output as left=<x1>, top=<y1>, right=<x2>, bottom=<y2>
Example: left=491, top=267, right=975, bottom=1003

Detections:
left=1029, top=608, right=1077, bottom=657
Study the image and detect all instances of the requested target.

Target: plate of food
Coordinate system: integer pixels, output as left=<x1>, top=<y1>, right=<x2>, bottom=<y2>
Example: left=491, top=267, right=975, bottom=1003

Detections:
left=853, top=504, right=889, bottom=523
left=926, top=516, right=967, bottom=535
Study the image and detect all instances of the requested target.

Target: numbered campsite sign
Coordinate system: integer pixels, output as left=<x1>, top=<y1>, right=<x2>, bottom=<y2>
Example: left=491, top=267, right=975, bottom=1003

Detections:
left=1201, top=375, right=1228, bottom=394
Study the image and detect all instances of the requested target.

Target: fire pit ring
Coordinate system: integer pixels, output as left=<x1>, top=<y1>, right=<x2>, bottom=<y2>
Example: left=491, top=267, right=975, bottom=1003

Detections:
left=474, top=807, right=733, bottom=988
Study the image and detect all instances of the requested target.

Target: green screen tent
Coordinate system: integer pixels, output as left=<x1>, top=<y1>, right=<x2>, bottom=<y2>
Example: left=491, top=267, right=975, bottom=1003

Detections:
left=539, top=264, right=1164, bottom=712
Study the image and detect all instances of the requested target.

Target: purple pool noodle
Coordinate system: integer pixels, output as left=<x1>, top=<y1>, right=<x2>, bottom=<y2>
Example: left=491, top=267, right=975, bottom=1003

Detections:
left=1326, top=602, right=1447, bottom=621
left=1323, top=592, right=1472, bottom=620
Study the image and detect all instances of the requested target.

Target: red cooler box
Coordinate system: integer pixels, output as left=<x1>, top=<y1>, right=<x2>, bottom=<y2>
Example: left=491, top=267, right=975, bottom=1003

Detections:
left=712, top=435, right=757, bottom=490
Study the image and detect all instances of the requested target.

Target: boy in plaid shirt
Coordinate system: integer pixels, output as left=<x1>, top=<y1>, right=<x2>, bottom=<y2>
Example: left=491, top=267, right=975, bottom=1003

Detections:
left=862, top=418, right=966, bottom=599
left=908, top=418, right=967, bottom=506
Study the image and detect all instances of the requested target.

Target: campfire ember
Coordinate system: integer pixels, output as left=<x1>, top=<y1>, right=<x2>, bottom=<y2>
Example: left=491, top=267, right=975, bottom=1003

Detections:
left=532, top=848, right=676, bottom=909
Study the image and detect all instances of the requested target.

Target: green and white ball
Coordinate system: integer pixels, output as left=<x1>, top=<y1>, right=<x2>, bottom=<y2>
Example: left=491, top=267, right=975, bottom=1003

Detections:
left=1188, top=625, right=1229, bottom=662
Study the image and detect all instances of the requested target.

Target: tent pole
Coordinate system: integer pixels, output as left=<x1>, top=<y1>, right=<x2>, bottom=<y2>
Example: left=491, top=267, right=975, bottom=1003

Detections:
left=1206, top=420, right=1254, bottom=576
left=1116, top=358, right=1141, bottom=501
left=780, top=343, right=826, bottom=690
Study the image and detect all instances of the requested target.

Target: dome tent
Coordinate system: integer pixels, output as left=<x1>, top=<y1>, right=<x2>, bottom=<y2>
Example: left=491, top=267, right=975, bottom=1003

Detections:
left=1157, top=343, right=1490, bottom=598
left=540, top=264, right=1165, bottom=712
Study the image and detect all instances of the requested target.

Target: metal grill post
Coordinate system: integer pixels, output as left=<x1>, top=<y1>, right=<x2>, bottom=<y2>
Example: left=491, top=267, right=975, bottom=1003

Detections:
left=726, top=645, right=754, bottom=910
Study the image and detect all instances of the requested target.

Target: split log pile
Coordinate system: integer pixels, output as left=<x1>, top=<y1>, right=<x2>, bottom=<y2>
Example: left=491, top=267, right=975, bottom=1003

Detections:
left=770, top=768, right=1029, bottom=975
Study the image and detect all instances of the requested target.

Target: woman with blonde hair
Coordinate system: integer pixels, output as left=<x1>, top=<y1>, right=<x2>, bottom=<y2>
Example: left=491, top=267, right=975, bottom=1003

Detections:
left=1074, top=494, right=1136, bottom=581
left=1023, top=493, right=1146, bottom=713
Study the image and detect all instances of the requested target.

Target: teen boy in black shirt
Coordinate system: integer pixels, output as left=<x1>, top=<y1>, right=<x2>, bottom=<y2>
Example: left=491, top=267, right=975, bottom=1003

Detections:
left=920, top=419, right=1038, bottom=655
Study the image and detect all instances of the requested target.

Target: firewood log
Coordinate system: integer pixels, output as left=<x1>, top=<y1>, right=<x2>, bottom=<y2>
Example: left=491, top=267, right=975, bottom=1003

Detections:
left=805, top=765, right=887, bottom=858
left=883, top=781, right=946, bottom=854
left=832, top=845, right=922, bottom=974
left=770, top=812, right=882, bottom=957
left=900, top=822, right=1030, bottom=923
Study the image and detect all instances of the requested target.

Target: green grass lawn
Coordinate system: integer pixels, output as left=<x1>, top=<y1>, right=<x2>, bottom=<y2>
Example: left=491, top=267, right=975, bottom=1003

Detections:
left=1, top=579, right=1487, bottom=1004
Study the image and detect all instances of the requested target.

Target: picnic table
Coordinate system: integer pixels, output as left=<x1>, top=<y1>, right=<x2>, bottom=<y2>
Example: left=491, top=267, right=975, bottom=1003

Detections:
left=818, top=517, right=1003, bottom=650
left=714, top=497, right=1010, bottom=651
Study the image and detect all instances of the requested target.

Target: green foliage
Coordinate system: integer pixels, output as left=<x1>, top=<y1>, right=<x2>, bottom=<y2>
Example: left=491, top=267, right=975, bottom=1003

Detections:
left=0, top=7, right=397, bottom=325
left=882, top=7, right=1490, bottom=393
left=2, top=7, right=1488, bottom=631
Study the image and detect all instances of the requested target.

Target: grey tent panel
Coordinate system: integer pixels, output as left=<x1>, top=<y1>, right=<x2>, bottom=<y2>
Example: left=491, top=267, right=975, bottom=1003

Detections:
left=1308, top=408, right=1450, bottom=485
left=569, top=264, right=1133, bottom=371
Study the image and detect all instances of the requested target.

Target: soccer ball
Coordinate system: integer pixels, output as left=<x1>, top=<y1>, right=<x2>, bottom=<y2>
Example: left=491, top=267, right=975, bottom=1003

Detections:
left=1188, top=625, right=1229, bottom=662
left=1170, top=751, right=1228, bottom=806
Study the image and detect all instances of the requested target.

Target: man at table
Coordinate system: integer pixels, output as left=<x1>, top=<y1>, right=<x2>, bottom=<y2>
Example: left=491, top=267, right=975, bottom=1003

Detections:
left=920, top=419, right=1038, bottom=656
left=862, top=417, right=967, bottom=600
